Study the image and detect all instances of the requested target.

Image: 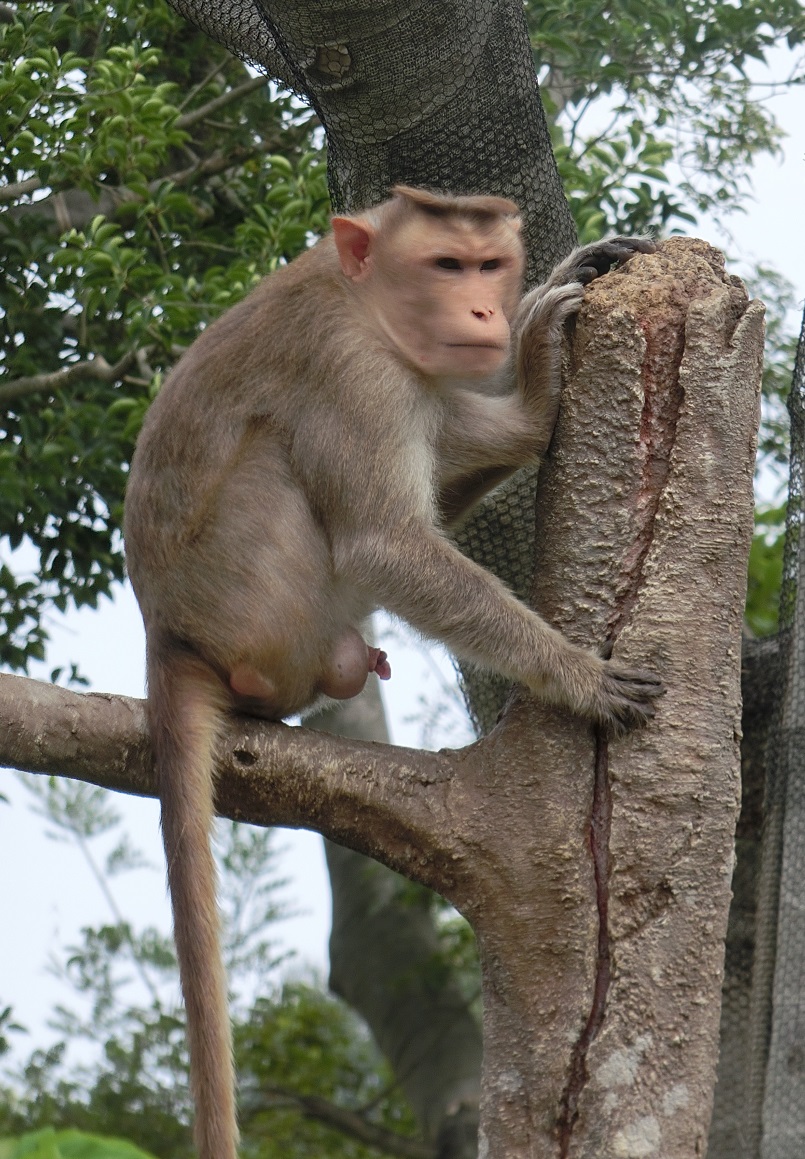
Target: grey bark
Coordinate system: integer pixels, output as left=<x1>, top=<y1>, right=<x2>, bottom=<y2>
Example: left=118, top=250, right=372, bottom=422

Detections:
left=0, top=239, right=763, bottom=1157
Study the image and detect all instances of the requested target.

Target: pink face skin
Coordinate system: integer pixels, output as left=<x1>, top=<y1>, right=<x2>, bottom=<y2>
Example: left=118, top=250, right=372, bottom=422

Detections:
left=332, top=209, right=524, bottom=381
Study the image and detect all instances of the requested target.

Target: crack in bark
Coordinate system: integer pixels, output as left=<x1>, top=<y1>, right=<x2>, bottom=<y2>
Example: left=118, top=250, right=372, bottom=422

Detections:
left=557, top=311, right=687, bottom=1154
left=557, top=727, right=612, bottom=1156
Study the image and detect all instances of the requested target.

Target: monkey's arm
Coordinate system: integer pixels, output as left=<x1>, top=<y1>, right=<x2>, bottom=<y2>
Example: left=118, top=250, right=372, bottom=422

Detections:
left=336, top=523, right=661, bottom=730
left=437, top=389, right=552, bottom=526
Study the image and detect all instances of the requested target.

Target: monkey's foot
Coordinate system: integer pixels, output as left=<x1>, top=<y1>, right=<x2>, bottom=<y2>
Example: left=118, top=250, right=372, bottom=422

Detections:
left=369, top=647, right=392, bottom=681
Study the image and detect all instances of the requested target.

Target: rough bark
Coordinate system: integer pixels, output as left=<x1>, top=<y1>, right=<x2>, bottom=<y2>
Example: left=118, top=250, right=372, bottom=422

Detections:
left=0, top=239, right=762, bottom=1156
left=555, top=242, right=759, bottom=1158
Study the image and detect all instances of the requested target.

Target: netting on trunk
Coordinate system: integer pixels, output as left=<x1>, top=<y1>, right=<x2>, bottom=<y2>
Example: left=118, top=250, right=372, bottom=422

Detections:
left=709, top=307, right=805, bottom=1159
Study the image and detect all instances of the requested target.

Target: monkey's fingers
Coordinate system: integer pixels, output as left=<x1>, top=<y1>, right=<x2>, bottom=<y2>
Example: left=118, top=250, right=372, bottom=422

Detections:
left=597, top=664, right=665, bottom=735
left=572, top=237, right=657, bottom=284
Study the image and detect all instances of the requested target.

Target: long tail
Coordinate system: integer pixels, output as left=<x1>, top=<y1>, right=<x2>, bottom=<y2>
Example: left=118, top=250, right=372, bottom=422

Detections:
left=147, top=644, right=238, bottom=1159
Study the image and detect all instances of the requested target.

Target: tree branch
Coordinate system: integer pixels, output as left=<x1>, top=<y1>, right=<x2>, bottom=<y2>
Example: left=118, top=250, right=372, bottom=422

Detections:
left=1, top=134, right=285, bottom=228
left=165, top=139, right=276, bottom=187
left=0, top=175, right=42, bottom=203
left=256, top=1086, right=436, bottom=1159
left=175, top=74, right=269, bottom=130
left=0, top=350, right=140, bottom=405
left=0, top=673, right=464, bottom=894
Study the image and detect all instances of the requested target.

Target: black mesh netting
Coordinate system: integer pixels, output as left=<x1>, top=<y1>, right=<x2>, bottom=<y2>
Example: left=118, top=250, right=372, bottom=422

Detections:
left=162, top=2, right=805, bottom=1149
left=709, top=306, right=805, bottom=1159
left=752, top=307, right=805, bottom=1157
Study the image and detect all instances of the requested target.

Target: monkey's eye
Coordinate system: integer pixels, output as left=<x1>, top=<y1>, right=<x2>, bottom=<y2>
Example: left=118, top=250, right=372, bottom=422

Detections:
left=436, top=257, right=463, bottom=270
left=480, top=259, right=501, bottom=271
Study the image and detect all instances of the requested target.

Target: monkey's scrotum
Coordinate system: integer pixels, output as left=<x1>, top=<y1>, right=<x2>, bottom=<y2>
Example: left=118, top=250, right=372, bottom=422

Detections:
left=124, top=186, right=662, bottom=1159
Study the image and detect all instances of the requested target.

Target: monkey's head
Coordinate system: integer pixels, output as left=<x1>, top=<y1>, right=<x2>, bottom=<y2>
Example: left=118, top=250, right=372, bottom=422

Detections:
left=332, top=186, right=524, bottom=381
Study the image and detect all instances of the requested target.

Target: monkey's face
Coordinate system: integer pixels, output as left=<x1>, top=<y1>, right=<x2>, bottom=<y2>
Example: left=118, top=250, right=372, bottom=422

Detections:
left=341, top=211, right=525, bottom=381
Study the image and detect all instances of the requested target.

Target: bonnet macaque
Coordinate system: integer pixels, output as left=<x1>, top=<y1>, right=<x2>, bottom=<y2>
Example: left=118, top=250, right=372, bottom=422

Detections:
left=124, top=185, right=661, bottom=1158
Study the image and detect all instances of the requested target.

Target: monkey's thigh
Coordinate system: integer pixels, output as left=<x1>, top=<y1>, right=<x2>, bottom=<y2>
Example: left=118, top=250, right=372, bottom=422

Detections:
left=178, top=443, right=345, bottom=713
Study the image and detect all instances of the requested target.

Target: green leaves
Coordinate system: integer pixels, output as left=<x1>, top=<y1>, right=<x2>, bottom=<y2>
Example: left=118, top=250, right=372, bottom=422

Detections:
left=0, top=1129, right=158, bottom=1159
left=529, top=0, right=803, bottom=230
left=0, top=1, right=328, bottom=671
left=746, top=505, right=786, bottom=637
left=553, top=118, right=690, bottom=240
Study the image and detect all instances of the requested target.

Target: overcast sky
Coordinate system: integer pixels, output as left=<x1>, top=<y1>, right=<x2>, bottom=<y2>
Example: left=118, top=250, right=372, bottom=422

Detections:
left=3, top=57, right=805, bottom=1065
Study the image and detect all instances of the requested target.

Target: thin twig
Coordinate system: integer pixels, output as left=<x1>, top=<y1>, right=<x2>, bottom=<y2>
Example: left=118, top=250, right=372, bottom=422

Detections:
left=256, top=1087, right=436, bottom=1159
left=74, top=830, right=162, bottom=1006
left=176, top=74, right=268, bottom=131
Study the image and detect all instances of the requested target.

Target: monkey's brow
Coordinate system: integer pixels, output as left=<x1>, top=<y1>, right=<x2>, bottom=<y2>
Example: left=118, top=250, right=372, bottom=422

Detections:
left=415, top=202, right=510, bottom=229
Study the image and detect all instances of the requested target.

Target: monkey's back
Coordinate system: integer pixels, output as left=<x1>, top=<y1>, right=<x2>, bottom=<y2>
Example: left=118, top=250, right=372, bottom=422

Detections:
left=123, top=236, right=406, bottom=653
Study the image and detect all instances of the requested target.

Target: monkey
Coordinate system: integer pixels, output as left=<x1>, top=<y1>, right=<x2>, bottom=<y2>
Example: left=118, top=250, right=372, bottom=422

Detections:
left=123, top=185, right=662, bottom=1159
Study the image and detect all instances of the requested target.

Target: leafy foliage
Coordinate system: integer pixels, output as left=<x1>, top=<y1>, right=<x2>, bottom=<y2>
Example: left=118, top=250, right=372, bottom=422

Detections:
left=746, top=504, right=787, bottom=637
left=528, top=0, right=805, bottom=235
left=1, top=0, right=329, bottom=670
left=0, top=1128, right=157, bottom=1159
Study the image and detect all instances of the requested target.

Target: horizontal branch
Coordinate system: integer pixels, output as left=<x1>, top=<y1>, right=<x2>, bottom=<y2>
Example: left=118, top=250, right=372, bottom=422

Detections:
left=0, top=673, right=465, bottom=893
left=0, top=349, right=140, bottom=405
left=258, top=1086, right=436, bottom=1159
left=2, top=134, right=284, bottom=229
left=0, top=175, right=41, bottom=203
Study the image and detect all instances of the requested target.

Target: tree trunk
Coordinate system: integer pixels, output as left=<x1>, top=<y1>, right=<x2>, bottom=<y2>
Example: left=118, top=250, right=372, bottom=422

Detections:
left=465, top=240, right=761, bottom=1157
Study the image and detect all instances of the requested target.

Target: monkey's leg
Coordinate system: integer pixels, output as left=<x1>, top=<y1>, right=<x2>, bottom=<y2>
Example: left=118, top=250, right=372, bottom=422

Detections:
left=339, top=526, right=662, bottom=732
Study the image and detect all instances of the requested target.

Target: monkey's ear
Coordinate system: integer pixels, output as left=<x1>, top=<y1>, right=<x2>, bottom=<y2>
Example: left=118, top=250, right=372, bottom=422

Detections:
left=331, top=216, right=375, bottom=281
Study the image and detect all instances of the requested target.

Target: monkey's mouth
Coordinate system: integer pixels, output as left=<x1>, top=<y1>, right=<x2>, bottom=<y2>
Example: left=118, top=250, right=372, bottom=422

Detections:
left=446, top=343, right=506, bottom=350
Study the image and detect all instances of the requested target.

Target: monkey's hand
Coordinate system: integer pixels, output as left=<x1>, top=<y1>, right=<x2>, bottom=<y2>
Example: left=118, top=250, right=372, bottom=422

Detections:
left=540, top=643, right=664, bottom=736
left=588, top=657, right=665, bottom=735
left=548, top=236, right=656, bottom=289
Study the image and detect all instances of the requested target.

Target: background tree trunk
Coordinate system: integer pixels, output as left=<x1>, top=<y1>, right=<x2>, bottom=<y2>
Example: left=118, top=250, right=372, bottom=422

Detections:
left=310, top=690, right=484, bottom=1158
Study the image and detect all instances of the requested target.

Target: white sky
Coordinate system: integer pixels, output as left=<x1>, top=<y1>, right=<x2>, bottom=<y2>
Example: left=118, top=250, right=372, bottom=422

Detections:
left=2, top=53, right=805, bottom=1068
